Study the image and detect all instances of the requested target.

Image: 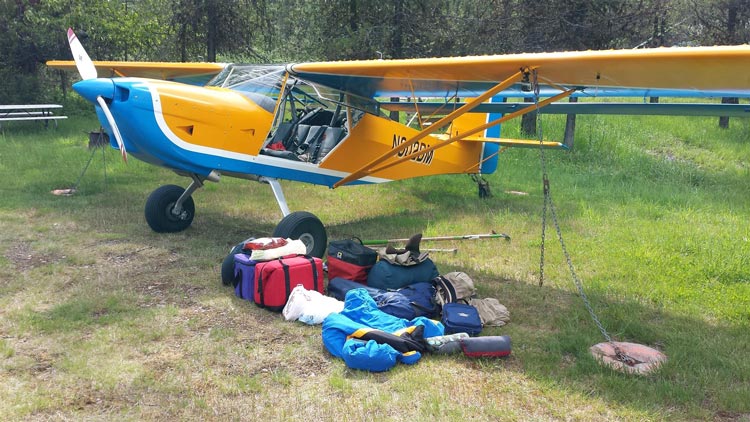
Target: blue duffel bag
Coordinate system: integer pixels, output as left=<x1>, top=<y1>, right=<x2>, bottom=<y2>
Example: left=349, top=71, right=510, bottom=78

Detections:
left=374, top=282, right=440, bottom=320
left=328, top=277, right=384, bottom=301
left=328, top=278, right=439, bottom=321
left=366, top=258, right=439, bottom=290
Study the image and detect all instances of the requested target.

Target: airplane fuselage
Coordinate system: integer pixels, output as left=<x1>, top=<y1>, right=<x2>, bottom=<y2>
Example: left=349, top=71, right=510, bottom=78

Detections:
left=73, top=72, right=495, bottom=188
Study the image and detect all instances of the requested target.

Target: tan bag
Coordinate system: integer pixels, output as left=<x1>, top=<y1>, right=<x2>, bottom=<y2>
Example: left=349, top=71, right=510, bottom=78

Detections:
left=469, top=298, right=510, bottom=327
left=433, top=271, right=477, bottom=306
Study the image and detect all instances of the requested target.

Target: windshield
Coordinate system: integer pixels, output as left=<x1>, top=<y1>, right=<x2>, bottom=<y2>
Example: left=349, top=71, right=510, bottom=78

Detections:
left=208, top=64, right=286, bottom=93
left=207, top=64, right=380, bottom=116
left=206, top=65, right=286, bottom=113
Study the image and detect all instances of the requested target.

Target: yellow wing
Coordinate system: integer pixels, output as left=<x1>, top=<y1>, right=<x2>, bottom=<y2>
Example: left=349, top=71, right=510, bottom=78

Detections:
left=289, top=46, right=750, bottom=95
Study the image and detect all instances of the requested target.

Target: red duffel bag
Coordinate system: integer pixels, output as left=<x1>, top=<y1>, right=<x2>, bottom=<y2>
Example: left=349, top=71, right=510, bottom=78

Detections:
left=254, top=255, right=324, bottom=311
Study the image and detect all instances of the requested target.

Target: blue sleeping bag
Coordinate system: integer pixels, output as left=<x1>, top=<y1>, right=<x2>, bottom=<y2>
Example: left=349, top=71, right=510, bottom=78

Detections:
left=322, top=289, right=444, bottom=372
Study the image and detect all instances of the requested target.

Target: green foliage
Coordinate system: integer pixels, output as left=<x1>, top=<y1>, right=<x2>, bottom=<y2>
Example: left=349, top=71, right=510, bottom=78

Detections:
left=3, top=0, right=750, bottom=103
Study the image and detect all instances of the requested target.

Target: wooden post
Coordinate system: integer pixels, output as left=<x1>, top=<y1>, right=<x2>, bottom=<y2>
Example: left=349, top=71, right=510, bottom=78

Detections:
left=389, top=97, right=400, bottom=122
left=719, top=97, right=739, bottom=128
left=563, top=96, right=577, bottom=149
left=521, top=97, right=536, bottom=135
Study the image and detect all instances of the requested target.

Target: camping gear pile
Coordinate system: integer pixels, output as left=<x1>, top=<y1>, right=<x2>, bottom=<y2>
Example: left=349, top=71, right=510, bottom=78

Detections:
left=223, top=234, right=511, bottom=372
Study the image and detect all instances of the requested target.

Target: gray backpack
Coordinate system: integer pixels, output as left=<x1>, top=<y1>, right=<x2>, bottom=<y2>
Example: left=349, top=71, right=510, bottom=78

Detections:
left=433, top=271, right=477, bottom=307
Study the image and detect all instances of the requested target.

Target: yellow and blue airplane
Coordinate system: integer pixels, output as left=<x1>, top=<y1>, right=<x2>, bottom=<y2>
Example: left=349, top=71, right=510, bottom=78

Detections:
left=48, top=28, right=750, bottom=257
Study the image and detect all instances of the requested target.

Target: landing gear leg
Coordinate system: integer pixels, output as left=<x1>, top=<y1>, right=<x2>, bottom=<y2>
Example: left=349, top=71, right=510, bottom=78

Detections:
left=144, top=174, right=203, bottom=233
left=262, top=177, right=327, bottom=258
left=263, top=177, right=291, bottom=217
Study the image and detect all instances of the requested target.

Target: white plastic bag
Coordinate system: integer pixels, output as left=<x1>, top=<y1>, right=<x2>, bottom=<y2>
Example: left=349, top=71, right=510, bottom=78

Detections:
left=282, top=285, right=344, bottom=325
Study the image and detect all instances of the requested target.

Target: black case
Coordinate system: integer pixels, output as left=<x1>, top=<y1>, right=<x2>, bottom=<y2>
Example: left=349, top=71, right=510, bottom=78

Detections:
left=328, top=239, right=378, bottom=266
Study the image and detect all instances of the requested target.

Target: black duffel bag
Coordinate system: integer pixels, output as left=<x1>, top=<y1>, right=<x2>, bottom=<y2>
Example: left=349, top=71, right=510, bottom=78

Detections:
left=327, top=238, right=378, bottom=283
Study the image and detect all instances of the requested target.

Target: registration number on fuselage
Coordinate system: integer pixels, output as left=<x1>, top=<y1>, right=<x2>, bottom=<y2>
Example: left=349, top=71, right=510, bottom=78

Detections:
left=391, top=134, right=434, bottom=165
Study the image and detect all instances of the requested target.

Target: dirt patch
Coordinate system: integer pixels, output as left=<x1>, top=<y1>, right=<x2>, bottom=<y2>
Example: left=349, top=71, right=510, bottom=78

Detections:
left=3, top=241, right=62, bottom=272
left=715, top=411, right=750, bottom=421
left=89, top=242, right=205, bottom=308
left=105, top=246, right=155, bottom=268
left=132, top=277, right=208, bottom=308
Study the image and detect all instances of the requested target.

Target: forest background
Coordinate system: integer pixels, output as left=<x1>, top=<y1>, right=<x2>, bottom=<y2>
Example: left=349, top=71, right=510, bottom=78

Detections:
left=2, top=0, right=750, bottom=105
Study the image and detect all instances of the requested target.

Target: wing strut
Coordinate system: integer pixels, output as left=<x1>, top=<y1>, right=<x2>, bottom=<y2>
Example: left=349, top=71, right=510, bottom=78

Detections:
left=332, top=68, right=533, bottom=188
left=365, top=88, right=576, bottom=177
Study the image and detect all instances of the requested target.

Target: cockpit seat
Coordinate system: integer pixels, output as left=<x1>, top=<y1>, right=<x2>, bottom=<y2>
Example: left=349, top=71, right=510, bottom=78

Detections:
left=260, top=148, right=302, bottom=161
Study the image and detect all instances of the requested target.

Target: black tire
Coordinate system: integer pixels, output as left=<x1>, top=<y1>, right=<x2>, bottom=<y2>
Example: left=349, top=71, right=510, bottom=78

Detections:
left=144, top=184, right=195, bottom=233
left=221, top=244, right=244, bottom=286
left=272, top=211, right=327, bottom=258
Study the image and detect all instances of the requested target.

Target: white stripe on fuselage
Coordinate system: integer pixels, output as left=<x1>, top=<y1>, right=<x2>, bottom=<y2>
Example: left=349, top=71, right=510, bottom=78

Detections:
left=143, top=81, right=389, bottom=184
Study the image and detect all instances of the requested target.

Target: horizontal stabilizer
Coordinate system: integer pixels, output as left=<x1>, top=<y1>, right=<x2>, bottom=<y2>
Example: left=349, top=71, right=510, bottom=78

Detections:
left=435, top=134, right=567, bottom=149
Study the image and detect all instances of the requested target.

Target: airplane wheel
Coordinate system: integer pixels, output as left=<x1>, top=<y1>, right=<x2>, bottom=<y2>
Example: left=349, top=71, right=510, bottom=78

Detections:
left=273, top=211, right=327, bottom=258
left=144, top=184, right=195, bottom=233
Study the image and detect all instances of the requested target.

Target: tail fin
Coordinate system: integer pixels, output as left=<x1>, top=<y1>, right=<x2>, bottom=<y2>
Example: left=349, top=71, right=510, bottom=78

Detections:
left=448, top=100, right=501, bottom=175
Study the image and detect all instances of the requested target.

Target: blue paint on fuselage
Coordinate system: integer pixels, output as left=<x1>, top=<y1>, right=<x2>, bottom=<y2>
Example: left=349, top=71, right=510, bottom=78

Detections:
left=479, top=96, right=504, bottom=175
left=84, top=78, right=371, bottom=188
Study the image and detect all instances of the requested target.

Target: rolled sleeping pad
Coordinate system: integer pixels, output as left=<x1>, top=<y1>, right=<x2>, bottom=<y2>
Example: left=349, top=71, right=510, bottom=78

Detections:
left=424, top=333, right=470, bottom=354
left=460, top=335, right=511, bottom=358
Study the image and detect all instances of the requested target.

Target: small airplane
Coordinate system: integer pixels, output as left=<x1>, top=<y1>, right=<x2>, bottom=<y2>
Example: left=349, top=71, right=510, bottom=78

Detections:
left=48, top=28, right=750, bottom=257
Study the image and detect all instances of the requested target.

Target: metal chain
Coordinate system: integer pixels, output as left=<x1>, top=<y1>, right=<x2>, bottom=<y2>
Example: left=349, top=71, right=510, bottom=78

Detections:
left=531, top=70, right=637, bottom=366
left=534, top=71, right=548, bottom=288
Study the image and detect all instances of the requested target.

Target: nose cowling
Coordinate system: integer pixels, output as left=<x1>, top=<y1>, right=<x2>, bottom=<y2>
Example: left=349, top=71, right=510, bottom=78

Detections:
left=73, top=78, right=115, bottom=103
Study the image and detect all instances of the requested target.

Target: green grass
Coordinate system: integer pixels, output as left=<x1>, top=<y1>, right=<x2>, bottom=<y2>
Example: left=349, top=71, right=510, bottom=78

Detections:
left=0, top=113, right=749, bottom=420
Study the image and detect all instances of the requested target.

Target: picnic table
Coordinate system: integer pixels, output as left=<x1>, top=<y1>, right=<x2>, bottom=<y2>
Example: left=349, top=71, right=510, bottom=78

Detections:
left=0, top=104, right=67, bottom=128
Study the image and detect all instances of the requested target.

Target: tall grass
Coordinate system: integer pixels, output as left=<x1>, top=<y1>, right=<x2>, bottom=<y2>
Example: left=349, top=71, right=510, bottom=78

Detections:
left=0, top=113, right=748, bottom=420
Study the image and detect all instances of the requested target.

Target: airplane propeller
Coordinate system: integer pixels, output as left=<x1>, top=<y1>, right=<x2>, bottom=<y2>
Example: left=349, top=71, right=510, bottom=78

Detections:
left=67, top=28, right=128, bottom=162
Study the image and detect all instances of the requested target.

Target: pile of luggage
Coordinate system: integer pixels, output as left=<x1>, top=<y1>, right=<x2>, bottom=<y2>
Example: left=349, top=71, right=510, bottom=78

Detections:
left=222, top=234, right=511, bottom=372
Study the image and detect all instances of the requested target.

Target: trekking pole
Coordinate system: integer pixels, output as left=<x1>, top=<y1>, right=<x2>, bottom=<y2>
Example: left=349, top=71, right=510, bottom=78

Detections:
left=361, top=232, right=510, bottom=246
left=420, top=248, right=458, bottom=253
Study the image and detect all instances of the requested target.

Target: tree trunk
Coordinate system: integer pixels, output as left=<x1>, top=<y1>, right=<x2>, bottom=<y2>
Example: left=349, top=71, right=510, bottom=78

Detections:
left=206, top=0, right=218, bottom=62
left=391, top=0, right=403, bottom=58
left=179, top=21, right=188, bottom=62
left=349, top=1, right=358, bottom=32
